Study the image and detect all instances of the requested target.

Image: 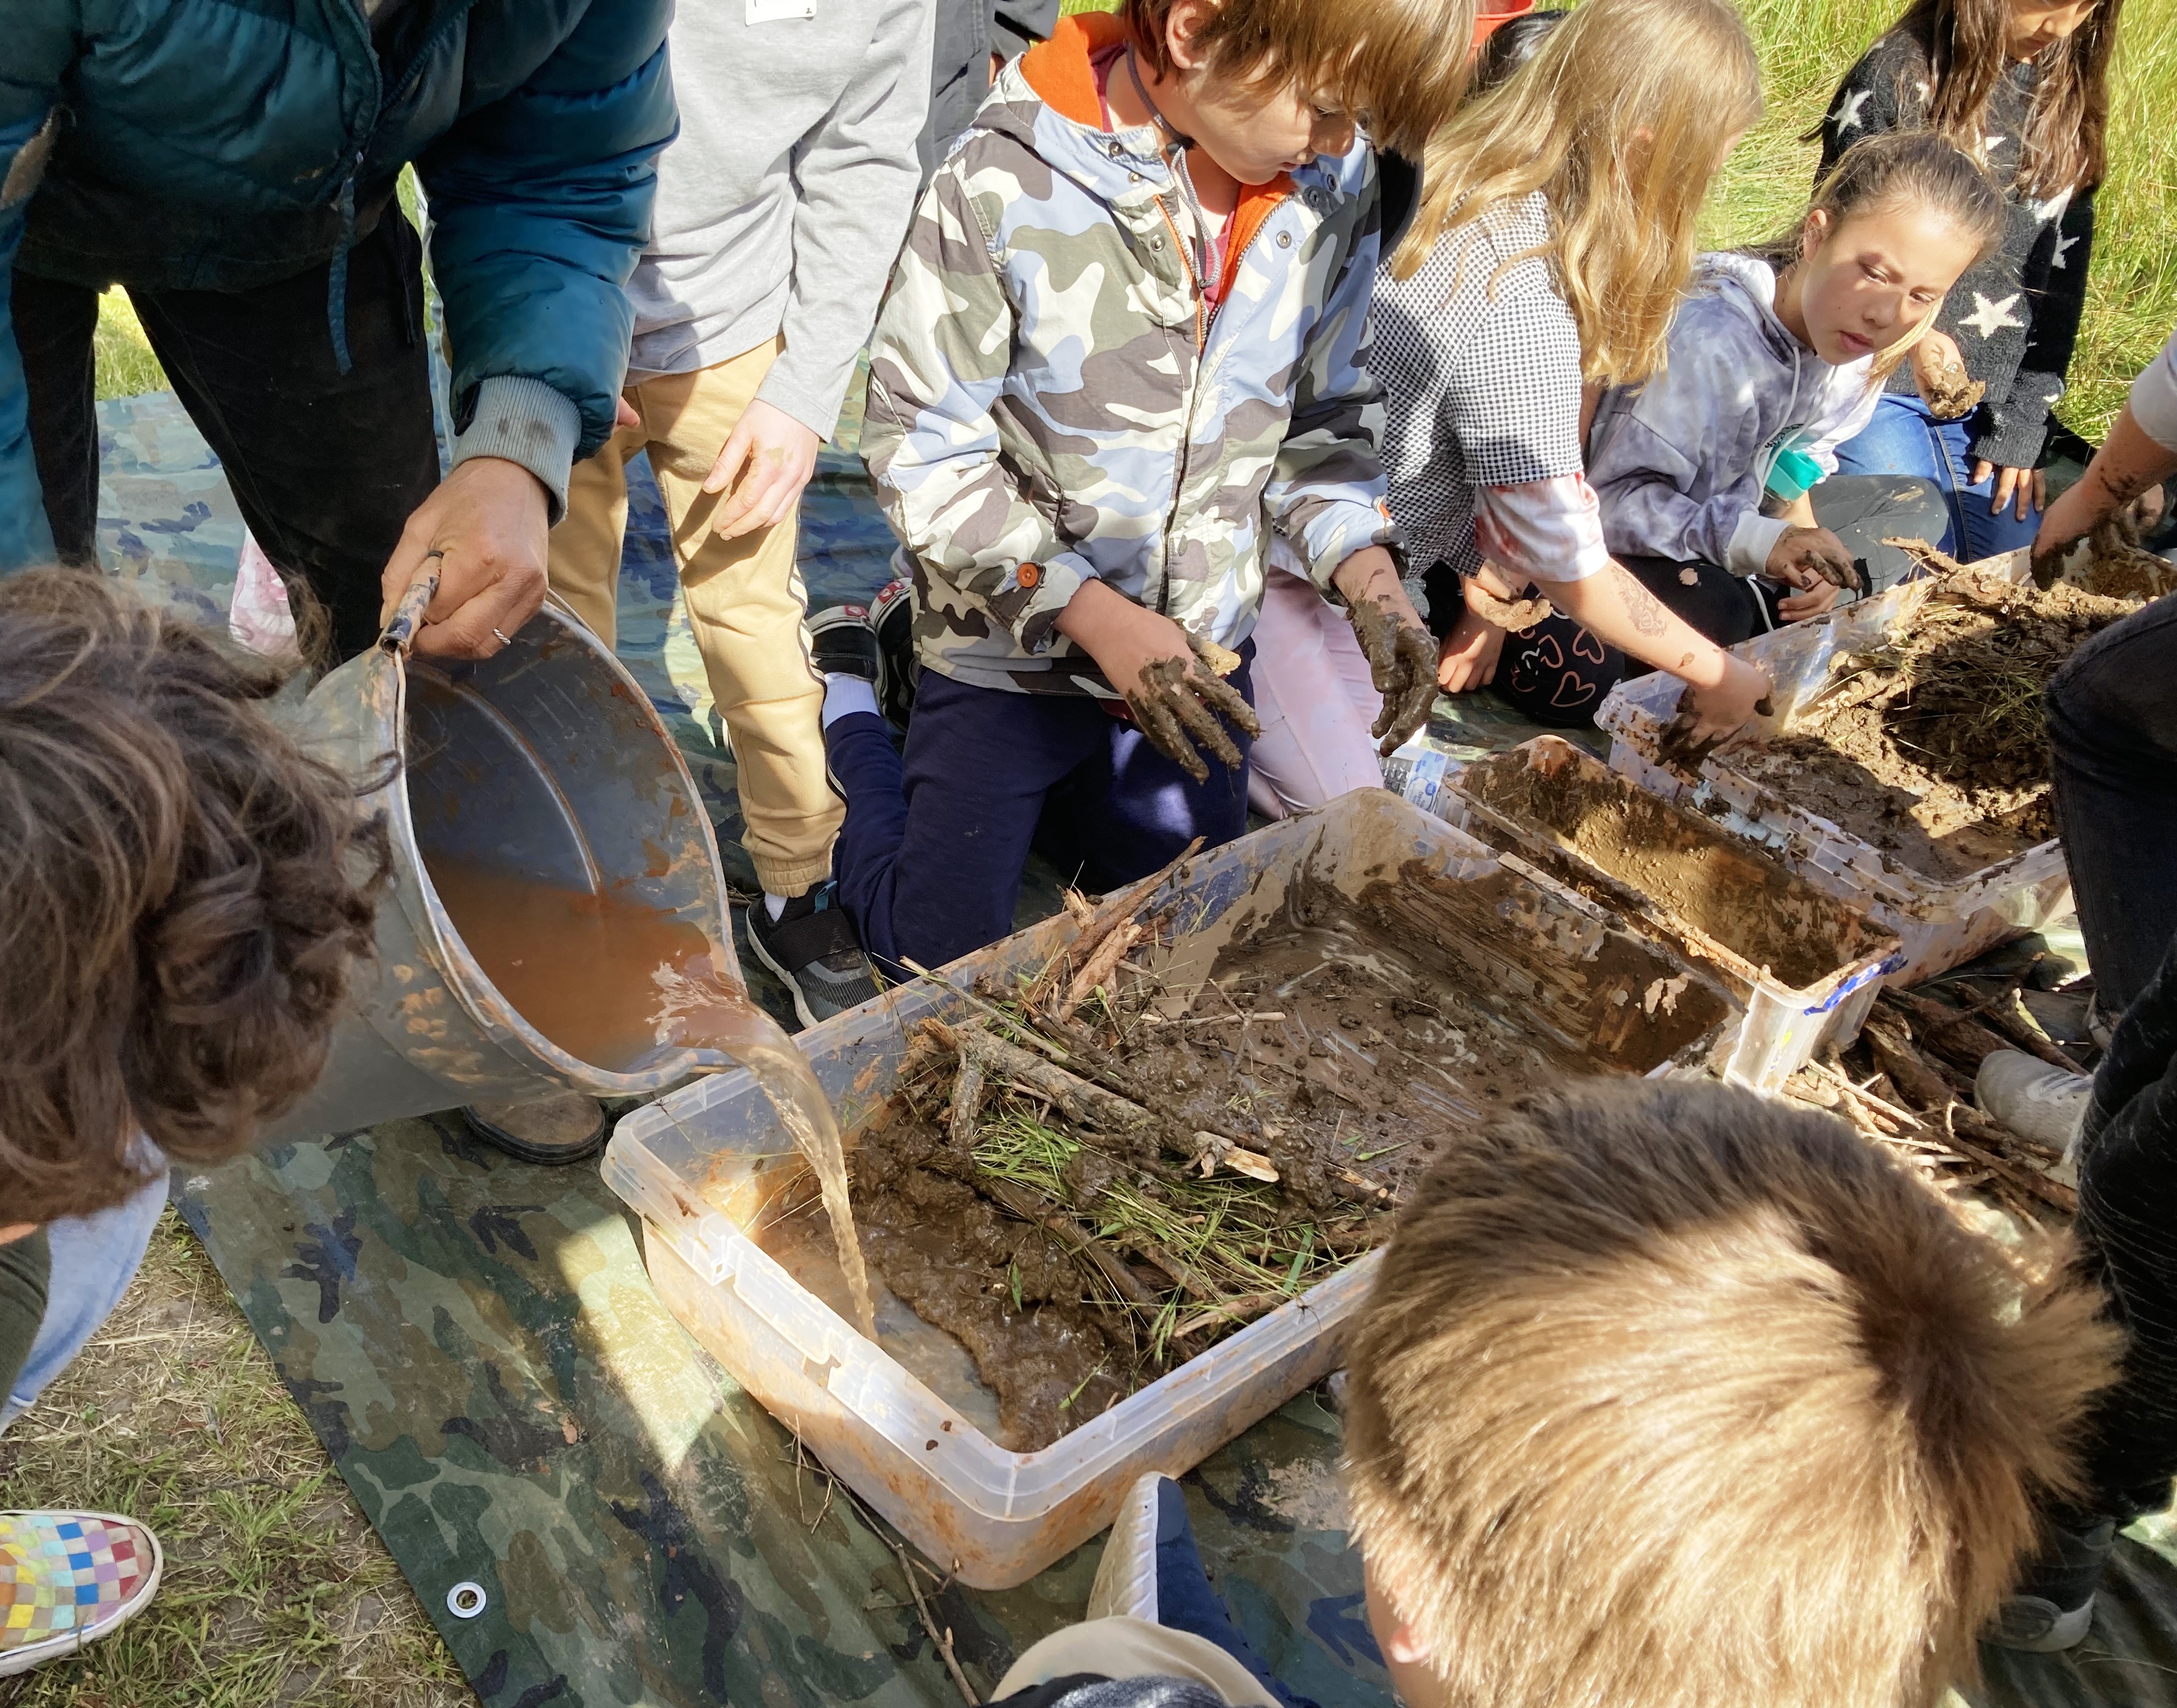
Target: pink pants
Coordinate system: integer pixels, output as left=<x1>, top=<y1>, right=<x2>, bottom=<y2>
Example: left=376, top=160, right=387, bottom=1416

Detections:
left=1246, top=567, right=1385, bottom=819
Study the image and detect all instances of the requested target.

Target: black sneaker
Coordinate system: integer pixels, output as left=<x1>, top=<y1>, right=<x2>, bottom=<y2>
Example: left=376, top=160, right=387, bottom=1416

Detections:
left=745, top=881, right=880, bottom=1029
left=872, top=571, right=918, bottom=729
left=809, top=602, right=881, bottom=688
left=462, top=1091, right=608, bottom=1165
left=1989, top=1515, right=2117, bottom=1652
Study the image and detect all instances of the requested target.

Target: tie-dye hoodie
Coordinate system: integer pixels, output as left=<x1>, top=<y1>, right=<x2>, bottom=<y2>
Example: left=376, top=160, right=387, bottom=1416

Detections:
left=860, top=12, right=1395, bottom=696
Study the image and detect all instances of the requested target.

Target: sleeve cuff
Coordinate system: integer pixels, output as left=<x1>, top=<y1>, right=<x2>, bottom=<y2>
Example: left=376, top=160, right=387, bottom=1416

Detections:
left=1970, top=407, right=2053, bottom=472
left=999, top=553, right=1091, bottom=656
left=1727, top=512, right=1789, bottom=577
left=452, top=377, right=583, bottom=524
left=755, top=360, right=850, bottom=447
left=2133, top=340, right=2177, bottom=454
left=1294, top=499, right=1399, bottom=593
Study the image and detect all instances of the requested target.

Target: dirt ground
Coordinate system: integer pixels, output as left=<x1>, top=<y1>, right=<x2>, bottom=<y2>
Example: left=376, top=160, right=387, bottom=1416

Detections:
left=0, top=1211, right=462, bottom=1708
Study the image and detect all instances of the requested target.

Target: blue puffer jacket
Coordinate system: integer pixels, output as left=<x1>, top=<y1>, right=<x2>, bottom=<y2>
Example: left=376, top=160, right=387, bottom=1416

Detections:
left=0, top=0, right=677, bottom=568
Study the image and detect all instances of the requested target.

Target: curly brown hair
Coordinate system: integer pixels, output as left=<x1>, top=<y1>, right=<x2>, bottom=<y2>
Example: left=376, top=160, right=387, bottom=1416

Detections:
left=0, top=570, right=390, bottom=1225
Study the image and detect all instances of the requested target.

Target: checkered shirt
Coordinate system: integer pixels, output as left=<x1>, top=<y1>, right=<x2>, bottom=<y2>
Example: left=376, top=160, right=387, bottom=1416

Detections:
left=1372, top=190, right=1591, bottom=608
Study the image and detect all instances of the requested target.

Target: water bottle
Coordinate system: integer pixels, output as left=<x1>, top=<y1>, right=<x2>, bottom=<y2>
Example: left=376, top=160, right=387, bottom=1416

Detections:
left=1380, top=733, right=1465, bottom=819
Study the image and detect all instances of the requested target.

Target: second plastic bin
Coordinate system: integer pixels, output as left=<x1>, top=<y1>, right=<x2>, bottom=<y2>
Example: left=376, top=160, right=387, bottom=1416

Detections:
left=1595, top=548, right=2072, bottom=985
left=605, top=792, right=1738, bottom=1588
left=1441, top=737, right=1900, bottom=1089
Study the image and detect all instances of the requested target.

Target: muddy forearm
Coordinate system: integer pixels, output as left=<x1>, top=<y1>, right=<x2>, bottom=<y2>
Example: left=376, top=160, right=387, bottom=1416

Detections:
left=1530, top=562, right=1730, bottom=690
left=2040, top=406, right=2177, bottom=550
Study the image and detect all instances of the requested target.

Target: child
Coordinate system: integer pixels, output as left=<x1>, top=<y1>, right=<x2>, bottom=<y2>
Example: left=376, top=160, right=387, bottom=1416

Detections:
left=1374, top=0, right=1775, bottom=744
left=1243, top=5, right=1565, bottom=821
left=819, top=0, right=1467, bottom=976
left=1822, top=0, right=2121, bottom=560
left=983, top=1079, right=2116, bottom=1708
left=0, top=568, right=387, bottom=1675
left=1497, top=133, right=2005, bottom=722
left=544, top=0, right=930, bottom=1031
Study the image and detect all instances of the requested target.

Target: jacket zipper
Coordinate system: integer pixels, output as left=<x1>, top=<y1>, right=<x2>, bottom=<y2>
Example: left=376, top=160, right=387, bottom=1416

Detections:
left=1152, top=186, right=1291, bottom=615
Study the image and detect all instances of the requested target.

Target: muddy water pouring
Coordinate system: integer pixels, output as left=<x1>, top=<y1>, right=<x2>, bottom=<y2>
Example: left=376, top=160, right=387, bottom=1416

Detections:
left=264, top=577, right=872, bottom=1331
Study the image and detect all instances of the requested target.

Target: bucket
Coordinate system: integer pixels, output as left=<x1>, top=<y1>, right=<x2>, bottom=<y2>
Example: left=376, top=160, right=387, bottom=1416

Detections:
left=262, top=576, right=744, bottom=1143
left=1474, top=0, right=1538, bottom=52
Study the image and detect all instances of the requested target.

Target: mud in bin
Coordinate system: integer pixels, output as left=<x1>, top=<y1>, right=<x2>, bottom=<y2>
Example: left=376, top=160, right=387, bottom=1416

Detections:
left=1595, top=548, right=2116, bottom=986
left=1442, top=736, right=1901, bottom=1091
left=604, top=791, right=1739, bottom=1589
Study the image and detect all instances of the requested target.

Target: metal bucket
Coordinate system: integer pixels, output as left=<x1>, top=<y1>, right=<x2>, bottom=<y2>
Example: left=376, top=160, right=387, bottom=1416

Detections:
left=263, top=580, right=742, bottom=1143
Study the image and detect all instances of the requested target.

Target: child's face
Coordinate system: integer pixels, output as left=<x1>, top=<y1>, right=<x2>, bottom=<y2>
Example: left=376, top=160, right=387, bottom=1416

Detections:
left=2008, top=0, right=2098, bottom=58
left=1794, top=205, right=1984, bottom=366
left=1156, top=0, right=1359, bottom=184
left=1183, top=75, right=1360, bottom=185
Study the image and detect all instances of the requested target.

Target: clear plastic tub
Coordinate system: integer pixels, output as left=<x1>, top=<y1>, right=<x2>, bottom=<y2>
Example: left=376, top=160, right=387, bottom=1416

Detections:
left=1441, top=737, right=1901, bottom=1091
left=604, top=792, right=1739, bottom=1588
left=1595, top=548, right=2072, bottom=986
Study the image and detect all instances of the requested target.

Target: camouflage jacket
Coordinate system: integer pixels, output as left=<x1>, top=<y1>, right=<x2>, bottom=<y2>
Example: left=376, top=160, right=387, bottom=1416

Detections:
left=861, top=12, right=1395, bottom=696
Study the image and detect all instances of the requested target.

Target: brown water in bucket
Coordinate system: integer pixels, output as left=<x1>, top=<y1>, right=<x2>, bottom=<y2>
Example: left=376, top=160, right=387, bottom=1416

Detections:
left=425, top=862, right=877, bottom=1337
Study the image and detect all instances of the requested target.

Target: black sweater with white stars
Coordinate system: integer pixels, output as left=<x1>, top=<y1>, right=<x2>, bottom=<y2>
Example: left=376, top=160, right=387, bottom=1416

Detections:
left=1819, top=24, right=2097, bottom=469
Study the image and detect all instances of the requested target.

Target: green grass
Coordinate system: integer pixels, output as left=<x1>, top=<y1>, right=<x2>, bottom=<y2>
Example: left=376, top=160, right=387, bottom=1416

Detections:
left=92, top=291, right=166, bottom=402
left=1700, top=0, right=2177, bottom=440
left=0, top=1213, right=464, bottom=1708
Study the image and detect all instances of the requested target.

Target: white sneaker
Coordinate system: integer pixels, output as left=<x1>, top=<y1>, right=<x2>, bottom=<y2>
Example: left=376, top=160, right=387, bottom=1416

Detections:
left=1087, top=1473, right=1171, bottom=1624
left=1976, top=1049, right=2091, bottom=1179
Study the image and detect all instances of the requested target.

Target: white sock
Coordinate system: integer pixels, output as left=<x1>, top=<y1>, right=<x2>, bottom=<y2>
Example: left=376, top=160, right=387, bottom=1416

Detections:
left=764, top=891, right=790, bottom=921
left=821, top=673, right=880, bottom=730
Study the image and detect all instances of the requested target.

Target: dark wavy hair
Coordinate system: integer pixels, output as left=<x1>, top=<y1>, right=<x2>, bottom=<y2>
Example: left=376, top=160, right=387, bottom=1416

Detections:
left=0, top=570, right=390, bottom=1224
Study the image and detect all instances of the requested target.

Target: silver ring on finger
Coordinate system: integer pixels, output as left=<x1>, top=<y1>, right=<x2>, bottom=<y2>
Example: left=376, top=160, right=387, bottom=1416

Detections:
left=492, top=627, right=511, bottom=648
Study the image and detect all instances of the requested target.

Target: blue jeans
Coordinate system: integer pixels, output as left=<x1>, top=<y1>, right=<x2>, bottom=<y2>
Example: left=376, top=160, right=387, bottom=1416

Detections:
left=1831, top=393, right=2042, bottom=562
left=1, top=1171, right=168, bottom=1429
left=828, top=655, right=1256, bottom=977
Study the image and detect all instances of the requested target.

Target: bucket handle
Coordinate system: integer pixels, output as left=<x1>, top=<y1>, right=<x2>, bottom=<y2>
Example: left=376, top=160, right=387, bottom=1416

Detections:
left=379, top=565, right=442, bottom=656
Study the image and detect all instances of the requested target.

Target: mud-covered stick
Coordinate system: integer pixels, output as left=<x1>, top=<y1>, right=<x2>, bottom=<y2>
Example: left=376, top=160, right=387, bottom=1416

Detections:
left=947, top=1058, right=986, bottom=1150
left=929, top=1153, right=1160, bottom=1308
left=943, top=1021, right=1157, bottom=1132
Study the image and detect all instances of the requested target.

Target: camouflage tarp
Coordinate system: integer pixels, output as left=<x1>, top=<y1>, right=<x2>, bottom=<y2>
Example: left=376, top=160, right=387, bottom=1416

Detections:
left=174, top=1118, right=1385, bottom=1708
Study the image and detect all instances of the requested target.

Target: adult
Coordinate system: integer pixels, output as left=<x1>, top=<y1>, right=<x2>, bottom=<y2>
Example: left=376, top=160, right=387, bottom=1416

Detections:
left=547, top=0, right=931, bottom=1032
left=923, top=0, right=1063, bottom=172
left=3, top=0, right=678, bottom=665
left=1977, top=326, right=2177, bottom=1649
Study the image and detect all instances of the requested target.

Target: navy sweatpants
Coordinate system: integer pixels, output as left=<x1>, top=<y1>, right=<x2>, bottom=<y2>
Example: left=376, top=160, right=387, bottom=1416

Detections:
left=827, top=654, right=1256, bottom=975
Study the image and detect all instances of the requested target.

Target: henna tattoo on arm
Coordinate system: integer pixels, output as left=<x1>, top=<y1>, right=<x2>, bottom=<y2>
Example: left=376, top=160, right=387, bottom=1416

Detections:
left=1617, top=567, right=1671, bottom=637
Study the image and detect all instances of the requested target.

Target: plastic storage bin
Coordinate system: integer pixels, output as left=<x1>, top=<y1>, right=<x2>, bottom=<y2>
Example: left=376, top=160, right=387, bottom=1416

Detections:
left=1441, top=737, right=1901, bottom=1091
left=604, top=792, right=1738, bottom=1588
left=1595, top=548, right=2071, bottom=986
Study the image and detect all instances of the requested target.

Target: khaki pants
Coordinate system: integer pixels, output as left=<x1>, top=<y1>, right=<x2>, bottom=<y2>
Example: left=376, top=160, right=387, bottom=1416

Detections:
left=551, top=334, right=840, bottom=898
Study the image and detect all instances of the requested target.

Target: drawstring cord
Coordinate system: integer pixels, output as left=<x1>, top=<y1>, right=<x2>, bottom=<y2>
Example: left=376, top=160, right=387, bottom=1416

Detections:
left=327, top=157, right=362, bottom=377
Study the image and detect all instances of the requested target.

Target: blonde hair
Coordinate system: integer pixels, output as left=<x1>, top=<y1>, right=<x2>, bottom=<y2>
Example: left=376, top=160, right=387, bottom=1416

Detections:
left=1125, top=0, right=1477, bottom=158
left=1344, top=1080, right=2119, bottom=1708
left=1391, top=0, right=1762, bottom=384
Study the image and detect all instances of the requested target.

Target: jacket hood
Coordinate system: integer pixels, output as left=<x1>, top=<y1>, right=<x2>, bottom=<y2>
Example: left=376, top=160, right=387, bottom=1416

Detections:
left=1687, top=251, right=1805, bottom=368
left=969, top=13, right=1363, bottom=298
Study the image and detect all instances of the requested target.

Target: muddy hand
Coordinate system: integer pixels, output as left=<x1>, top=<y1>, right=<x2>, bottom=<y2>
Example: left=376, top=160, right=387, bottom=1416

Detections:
left=1657, top=656, right=1773, bottom=770
left=1125, top=642, right=1260, bottom=783
left=1347, top=596, right=1438, bottom=755
left=1766, top=525, right=1861, bottom=591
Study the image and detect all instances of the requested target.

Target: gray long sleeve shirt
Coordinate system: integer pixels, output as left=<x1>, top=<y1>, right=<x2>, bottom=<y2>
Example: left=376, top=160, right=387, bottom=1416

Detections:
left=626, top=0, right=933, bottom=441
